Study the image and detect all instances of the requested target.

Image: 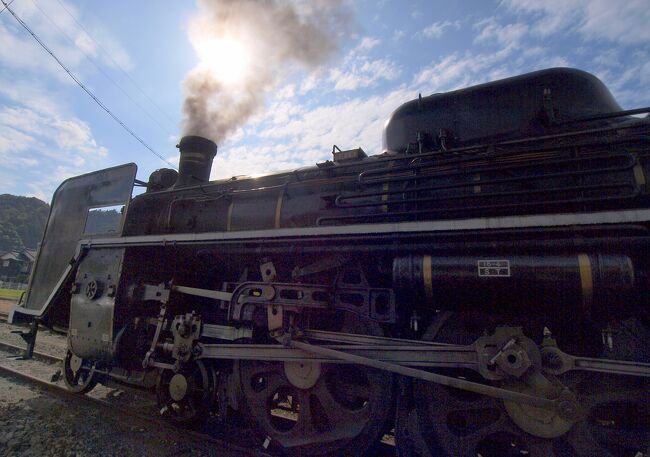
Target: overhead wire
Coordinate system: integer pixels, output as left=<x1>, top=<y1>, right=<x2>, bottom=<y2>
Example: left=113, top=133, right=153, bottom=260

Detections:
left=0, top=0, right=178, bottom=170
left=0, top=0, right=15, bottom=15
left=29, top=0, right=174, bottom=138
left=51, top=0, right=178, bottom=128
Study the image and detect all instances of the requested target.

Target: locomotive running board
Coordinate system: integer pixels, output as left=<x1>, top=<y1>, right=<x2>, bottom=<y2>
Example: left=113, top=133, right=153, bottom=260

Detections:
left=78, top=207, right=650, bottom=249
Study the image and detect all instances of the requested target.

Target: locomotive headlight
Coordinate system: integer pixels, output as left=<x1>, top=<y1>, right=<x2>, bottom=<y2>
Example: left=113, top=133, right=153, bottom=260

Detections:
left=194, top=35, right=252, bottom=85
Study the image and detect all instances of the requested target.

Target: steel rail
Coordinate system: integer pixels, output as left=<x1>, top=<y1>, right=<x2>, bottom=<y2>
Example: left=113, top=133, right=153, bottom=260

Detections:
left=0, top=340, right=62, bottom=364
left=0, top=356, right=268, bottom=457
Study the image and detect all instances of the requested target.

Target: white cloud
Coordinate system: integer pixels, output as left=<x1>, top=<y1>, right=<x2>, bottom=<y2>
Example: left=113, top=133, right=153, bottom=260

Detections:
left=53, top=118, right=107, bottom=155
left=474, top=17, right=527, bottom=47
left=0, top=0, right=136, bottom=199
left=166, top=154, right=180, bottom=169
left=356, top=37, right=381, bottom=51
left=0, top=0, right=133, bottom=78
left=329, top=58, right=401, bottom=91
left=0, top=83, right=109, bottom=197
left=327, top=36, right=400, bottom=91
left=299, top=72, right=322, bottom=94
left=210, top=84, right=416, bottom=180
left=413, top=45, right=516, bottom=91
left=420, top=20, right=460, bottom=39
left=592, top=49, right=621, bottom=68
left=503, top=0, right=650, bottom=44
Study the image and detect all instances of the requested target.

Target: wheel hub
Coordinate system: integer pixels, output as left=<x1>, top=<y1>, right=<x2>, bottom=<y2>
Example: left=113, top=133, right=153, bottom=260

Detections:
left=169, top=373, right=188, bottom=401
left=284, top=361, right=321, bottom=390
left=503, top=383, right=574, bottom=438
left=69, top=354, right=83, bottom=373
left=156, top=360, right=215, bottom=424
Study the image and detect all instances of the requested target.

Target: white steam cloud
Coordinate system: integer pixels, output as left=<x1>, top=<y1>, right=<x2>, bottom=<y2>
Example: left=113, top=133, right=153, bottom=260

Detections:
left=182, top=0, right=351, bottom=142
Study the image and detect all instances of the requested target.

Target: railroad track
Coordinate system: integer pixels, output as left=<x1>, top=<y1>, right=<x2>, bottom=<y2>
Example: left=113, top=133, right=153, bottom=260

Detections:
left=0, top=340, right=61, bottom=363
left=0, top=341, right=270, bottom=457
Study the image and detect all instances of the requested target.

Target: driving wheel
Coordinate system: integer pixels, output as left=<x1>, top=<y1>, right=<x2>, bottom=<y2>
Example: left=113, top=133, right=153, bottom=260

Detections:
left=239, top=312, right=394, bottom=456
left=63, top=349, right=98, bottom=394
left=157, top=360, right=217, bottom=424
left=401, top=313, right=649, bottom=456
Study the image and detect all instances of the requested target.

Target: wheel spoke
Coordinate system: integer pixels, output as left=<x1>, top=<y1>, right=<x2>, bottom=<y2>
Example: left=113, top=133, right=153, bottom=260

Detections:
left=312, top=379, right=368, bottom=436
left=247, top=369, right=285, bottom=404
left=63, top=350, right=97, bottom=394
left=239, top=313, right=394, bottom=455
left=526, top=439, right=556, bottom=457
left=408, top=314, right=650, bottom=457
left=565, top=421, right=617, bottom=457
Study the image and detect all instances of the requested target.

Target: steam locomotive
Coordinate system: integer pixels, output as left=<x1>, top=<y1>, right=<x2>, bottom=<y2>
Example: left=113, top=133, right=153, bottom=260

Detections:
left=11, top=68, right=650, bottom=456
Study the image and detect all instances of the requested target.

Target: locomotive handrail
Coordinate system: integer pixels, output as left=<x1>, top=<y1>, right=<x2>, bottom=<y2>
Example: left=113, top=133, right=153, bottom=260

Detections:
left=556, top=106, right=650, bottom=125
left=339, top=117, right=649, bottom=176
left=333, top=182, right=638, bottom=211
left=357, top=142, right=641, bottom=185
left=356, top=150, right=635, bottom=187
left=318, top=184, right=640, bottom=225
left=338, top=153, right=636, bottom=206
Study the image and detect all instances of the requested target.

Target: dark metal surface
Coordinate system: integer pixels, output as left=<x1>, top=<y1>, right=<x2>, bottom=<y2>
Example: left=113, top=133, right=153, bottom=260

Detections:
left=12, top=163, right=136, bottom=324
left=69, top=248, right=125, bottom=361
left=10, top=68, right=650, bottom=456
left=175, top=135, right=217, bottom=188
left=392, top=254, right=635, bottom=315
left=381, top=68, right=624, bottom=153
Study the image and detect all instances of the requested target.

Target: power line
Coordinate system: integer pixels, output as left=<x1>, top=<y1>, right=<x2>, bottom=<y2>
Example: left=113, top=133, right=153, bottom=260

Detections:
left=51, top=0, right=178, bottom=128
left=0, top=0, right=15, bottom=15
left=0, top=0, right=177, bottom=170
left=30, top=0, right=174, bottom=137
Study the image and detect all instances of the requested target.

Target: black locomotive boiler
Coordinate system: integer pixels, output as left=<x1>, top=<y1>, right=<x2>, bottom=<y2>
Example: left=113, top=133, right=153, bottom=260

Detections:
left=11, top=68, right=650, bottom=456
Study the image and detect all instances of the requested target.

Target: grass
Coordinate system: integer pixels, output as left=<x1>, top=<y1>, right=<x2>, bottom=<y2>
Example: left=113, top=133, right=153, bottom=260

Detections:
left=0, top=288, right=24, bottom=300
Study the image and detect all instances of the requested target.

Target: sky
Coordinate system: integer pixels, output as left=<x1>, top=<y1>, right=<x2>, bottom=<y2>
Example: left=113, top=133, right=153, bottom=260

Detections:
left=1, top=0, right=649, bottom=202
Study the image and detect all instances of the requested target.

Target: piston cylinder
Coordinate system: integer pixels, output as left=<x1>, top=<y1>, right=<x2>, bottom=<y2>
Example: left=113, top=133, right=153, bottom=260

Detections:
left=393, top=254, right=635, bottom=315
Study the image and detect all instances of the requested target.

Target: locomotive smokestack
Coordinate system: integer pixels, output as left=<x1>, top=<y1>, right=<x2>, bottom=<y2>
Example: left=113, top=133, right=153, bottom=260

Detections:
left=175, top=135, right=217, bottom=188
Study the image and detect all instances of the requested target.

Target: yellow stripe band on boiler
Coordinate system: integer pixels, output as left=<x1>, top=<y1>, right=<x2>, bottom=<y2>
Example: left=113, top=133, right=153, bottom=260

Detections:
left=633, top=163, right=646, bottom=186
left=473, top=173, right=481, bottom=193
left=275, top=188, right=285, bottom=229
left=578, top=253, right=593, bottom=309
left=381, top=182, right=389, bottom=213
left=423, top=255, right=433, bottom=300
left=226, top=201, right=234, bottom=231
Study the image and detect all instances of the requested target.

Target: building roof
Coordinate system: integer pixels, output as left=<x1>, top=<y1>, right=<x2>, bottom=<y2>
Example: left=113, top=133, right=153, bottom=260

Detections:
left=0, top=249, right=37, bottom=262
left=0, top=251, right=21, bottom=261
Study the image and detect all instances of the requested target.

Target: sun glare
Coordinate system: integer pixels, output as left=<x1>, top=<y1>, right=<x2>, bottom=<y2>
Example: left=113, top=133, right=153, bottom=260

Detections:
left=195, top=35, right=251, bottom=85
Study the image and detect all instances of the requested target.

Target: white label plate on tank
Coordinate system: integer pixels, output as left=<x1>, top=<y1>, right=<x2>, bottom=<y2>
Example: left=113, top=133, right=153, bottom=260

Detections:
left=478, top=260, right=511, bottom=277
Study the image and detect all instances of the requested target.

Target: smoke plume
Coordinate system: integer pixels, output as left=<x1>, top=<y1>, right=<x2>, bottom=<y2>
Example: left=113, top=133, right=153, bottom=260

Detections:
left=182, top=0, right=351, bottom=142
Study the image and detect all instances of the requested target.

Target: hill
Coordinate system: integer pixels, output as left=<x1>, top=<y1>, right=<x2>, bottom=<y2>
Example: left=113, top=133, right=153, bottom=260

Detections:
left=0, top=194, right=49, bottom=252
